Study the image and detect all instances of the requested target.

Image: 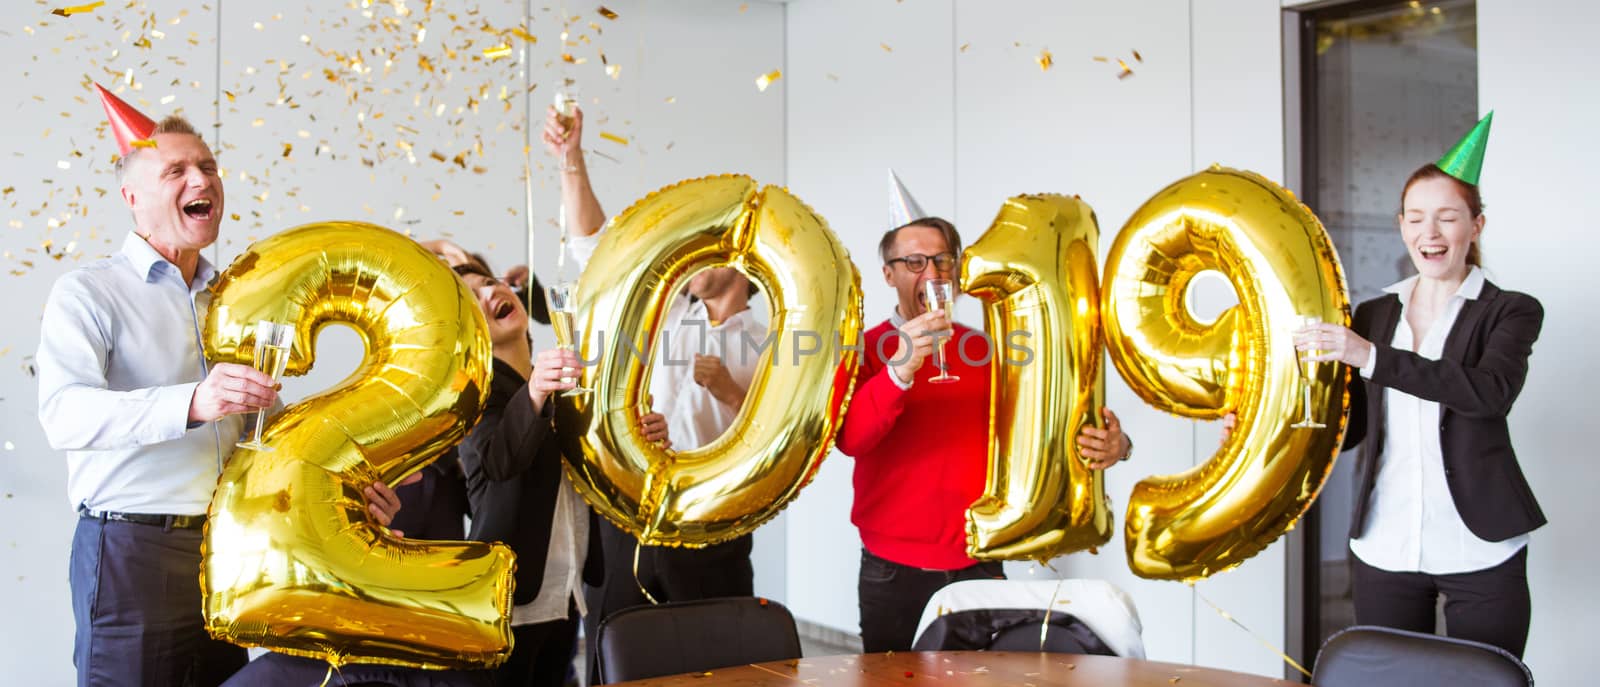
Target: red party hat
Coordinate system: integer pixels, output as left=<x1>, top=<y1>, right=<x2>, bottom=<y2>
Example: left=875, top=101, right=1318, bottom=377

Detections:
left=94, top=82, right=155, bottom=155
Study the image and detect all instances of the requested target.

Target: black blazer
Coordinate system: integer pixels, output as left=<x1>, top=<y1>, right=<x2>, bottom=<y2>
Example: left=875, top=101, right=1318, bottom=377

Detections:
left=458, top=357, right=590, bottom=605
left=1344, top=279, right=1546, bottom=543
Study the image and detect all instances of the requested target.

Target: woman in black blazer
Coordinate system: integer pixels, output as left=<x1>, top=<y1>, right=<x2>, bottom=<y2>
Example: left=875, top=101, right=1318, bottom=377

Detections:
left=1298, top=163, right=1544, bottom=657
left=451, top=263, right=669, bottom=686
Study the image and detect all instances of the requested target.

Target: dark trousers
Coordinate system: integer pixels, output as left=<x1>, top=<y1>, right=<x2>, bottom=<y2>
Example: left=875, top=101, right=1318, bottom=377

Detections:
left=71, top=515, right=247, bottom=687
left=857, top=548, right=1006, bottom=653
left=582, top=518, right=754, bottom=685
left=1352, top=547, right=1531, bottom=658
left=219, top=653, right=491, bottom=687
left=495, top=615, right=578, bottom=687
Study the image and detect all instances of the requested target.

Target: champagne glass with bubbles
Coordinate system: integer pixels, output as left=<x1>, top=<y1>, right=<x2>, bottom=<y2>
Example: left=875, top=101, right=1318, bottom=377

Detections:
left=1291, top=315, right=1327, bottom=429
left=546, top=281, right=593, bottom=396
left=924, top=279, right=961, bottom=384
left=236, top=320, right=294, bottom=451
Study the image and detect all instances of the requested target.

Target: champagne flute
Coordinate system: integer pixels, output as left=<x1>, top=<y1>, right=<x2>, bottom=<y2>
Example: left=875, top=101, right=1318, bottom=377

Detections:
left=546, top=281, right=593, bottom=396
left=924, top=278, right=960, bottom=384
left=1290, top=315, right=1327, bottom=429
left=236, top=320, right=294, bottom=451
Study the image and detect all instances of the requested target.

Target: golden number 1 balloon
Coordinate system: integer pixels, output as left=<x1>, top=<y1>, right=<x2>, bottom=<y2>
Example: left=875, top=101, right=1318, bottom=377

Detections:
left=556, top=175, right=862, bottom=547
left=201, top=222, right=515, bottom=668
left=1102, top=166, right=1350, bottom=580
left=961, top=194, right=1113, bottom=561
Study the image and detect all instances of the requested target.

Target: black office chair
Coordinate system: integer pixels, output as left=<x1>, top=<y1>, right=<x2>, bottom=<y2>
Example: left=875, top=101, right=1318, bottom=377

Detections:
left=594, top=596, right=803, bottom=684
left=1313, top=625, right=1533, bottom=687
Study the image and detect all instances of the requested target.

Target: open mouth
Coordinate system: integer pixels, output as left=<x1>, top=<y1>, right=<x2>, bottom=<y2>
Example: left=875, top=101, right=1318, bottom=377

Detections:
left=493, top=302, right=514, bottom=320
left=1418, top=246, right=1447, bottom=260
left=182, top=199, right=213, bottom=221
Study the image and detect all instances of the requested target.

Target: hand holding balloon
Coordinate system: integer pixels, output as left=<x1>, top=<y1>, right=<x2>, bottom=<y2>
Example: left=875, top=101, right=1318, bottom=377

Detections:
left=1077, top=408, right=1131, bottom=469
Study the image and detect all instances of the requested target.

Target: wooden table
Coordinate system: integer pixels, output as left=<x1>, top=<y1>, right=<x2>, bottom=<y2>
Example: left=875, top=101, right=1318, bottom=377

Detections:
left=609, top=651, right=1304, bottom=686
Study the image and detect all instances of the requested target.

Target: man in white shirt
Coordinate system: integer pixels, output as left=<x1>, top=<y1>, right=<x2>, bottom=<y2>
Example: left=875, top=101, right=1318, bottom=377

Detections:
left=37, top=97, right=403, bottom=687
left=541, top=104, right=763, bottom=684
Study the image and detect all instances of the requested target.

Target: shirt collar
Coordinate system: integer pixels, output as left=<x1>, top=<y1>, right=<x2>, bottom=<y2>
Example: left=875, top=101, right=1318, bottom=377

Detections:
left=890, top=307, right=908, bottom=328
left=1382, top=265, right=1485, bottom=305
left=121, top=231, right=217, bottom=292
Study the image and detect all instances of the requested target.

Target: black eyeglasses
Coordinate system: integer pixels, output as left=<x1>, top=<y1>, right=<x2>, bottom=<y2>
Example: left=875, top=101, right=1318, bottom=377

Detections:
left=886, top=252, right=957, bottom=274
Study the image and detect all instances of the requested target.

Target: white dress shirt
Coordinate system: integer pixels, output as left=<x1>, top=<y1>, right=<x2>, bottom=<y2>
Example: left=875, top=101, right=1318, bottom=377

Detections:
left=1349, top=266, right=1528, bottom=574
left=511, top=472, right=590, bottom=626
left=567, top=230, right=766, bottom=451
left=37, top=232, right=244, bottom=516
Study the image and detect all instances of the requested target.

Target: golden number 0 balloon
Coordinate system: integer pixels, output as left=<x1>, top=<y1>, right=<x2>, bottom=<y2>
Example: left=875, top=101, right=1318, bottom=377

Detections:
left=961, top=194, right=1113, bottom=561
left=1102, top=167, right=1351, bottom=580
left=201, top=222, right=515, bottom=668
left=557, top=175, right=863, bottom=547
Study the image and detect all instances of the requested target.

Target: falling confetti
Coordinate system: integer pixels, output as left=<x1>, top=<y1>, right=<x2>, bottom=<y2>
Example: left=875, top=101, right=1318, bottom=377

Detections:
left=756, top=69, right=781, bottom=92
left=1037, top=49, right=1053, bottom=71
left=880, top=43, right=893, bottom=53
left=483, top=44, right=513, bottom=60
left=597, top=6, right=619, bottom=20
left=49, top=1, right=105, bottom=17
left=598, top=132, right=629, bottom=146
left=130, top=139, right=157, bottom=149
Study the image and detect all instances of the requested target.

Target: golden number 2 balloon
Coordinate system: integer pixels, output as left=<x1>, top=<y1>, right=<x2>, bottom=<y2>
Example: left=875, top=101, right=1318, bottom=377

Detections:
left=1102, top=167, right=1350, bottom=580
left=556, top=175, right=863, bottom=547
left=201, top=222, right=515, bottom=668
left=961, top=194, right=1113, bottom=561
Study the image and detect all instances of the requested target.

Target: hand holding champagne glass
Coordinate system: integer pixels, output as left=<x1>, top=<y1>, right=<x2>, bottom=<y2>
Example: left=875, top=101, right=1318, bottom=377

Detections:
left=236, top=320, right=294, bottom=451
left=1291, top=315, right=1326, bottom=429
left=924, top=278, right=960, bottom=384
left=546, top=281, right=593, bottom=396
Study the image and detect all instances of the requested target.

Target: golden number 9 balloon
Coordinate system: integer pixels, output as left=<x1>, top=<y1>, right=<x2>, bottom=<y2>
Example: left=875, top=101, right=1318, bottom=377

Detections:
left=556, top=175, right=863, bottom=547
left=1101, top=166, right=1350, bottom=580
left=201, top=222, right=515, bottom=668
left=961, top=194, right=1113, bottom=561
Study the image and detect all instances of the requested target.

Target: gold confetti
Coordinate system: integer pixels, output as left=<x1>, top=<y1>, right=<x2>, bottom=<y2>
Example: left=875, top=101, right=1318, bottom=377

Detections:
left=960, top=43, right=970, bottom=53
left=252, top=21, right=264, bottom=30
left=483, top=43, right=512, bottom=60
left=281, top=143, right=292, bottom=158
left=129, top=139, right=157, bottom=149
left=606, top=64, right=621, bottom=79
left=756, top=69, right=781, bottom=92
left=1037, top=48, right=1053, bottom=71
left=509, top=27, right=536, bottom=43
left=664, top=96, right=676, bottom=104
left=1133, top=49, right=1143, bottom=62
left=251, top=118, right=264, bottom=127
left=599, top=132, right=629, bottom=146
left=598, top=5, right=619, bottom=20
left=50, top=1, right=105, bottom=17
left=1093, top=56, right=1110, bottom=62
left=880, top=43, right=893, bottom=53
left=223, top=90, right=236, bottom=103
left=561, top=53, right=576, bottom=63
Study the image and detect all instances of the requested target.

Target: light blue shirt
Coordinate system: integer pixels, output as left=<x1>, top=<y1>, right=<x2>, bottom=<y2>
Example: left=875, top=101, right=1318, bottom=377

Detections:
left=36, top=232, right=242, bottom=515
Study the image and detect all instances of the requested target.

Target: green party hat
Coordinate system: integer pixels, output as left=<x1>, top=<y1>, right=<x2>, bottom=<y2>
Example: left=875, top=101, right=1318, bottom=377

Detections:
left=1436, top=111, right=1493, bottom=185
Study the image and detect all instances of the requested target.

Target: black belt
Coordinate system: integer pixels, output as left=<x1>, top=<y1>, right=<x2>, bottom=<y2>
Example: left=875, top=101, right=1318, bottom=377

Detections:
left=78, top=505, right=206, bottom=530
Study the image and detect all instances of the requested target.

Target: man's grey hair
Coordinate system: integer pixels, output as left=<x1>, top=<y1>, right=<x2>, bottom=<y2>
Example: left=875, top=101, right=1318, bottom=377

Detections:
left=113, top=115, right=201, bottom=185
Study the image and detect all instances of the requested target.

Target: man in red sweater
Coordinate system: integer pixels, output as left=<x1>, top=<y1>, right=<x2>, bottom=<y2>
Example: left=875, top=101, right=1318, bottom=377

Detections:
left=836, top=216, right=1133, bottom=652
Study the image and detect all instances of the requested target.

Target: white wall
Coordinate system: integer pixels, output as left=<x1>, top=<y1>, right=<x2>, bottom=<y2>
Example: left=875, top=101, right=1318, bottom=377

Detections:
left=0, top=1, right=783, bottom=683
left=1478, top=1, right=1600, bottom=684
left=783, top=0, right=1289, bottom=678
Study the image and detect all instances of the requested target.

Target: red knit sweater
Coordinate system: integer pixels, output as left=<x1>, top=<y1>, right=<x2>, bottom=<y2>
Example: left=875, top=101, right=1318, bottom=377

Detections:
left=837, top=318, right=991, bottom=570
